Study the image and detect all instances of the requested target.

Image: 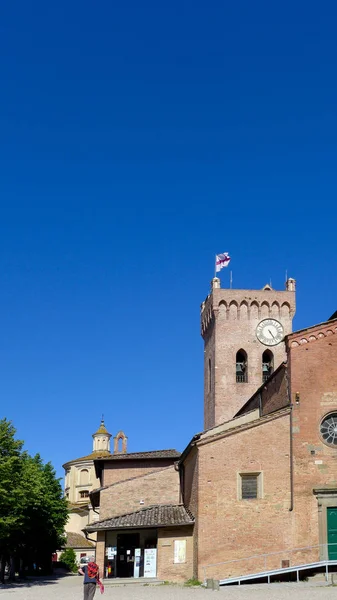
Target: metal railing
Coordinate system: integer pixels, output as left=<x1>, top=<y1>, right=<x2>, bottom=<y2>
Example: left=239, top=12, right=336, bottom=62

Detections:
left=203, top=543, right=337, bottom=585
left=236, top=373, right=248, bottom=383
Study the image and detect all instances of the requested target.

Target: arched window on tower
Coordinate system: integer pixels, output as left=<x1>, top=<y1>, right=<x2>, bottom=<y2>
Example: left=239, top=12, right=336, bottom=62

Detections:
left=236, top=350, right=248, bottom=383
left=208, top=358, right=211, bottom=393
left=262, top=350, right=274, bottom=382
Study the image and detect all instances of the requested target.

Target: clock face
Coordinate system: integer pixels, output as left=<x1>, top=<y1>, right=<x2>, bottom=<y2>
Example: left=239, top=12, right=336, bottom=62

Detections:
left=256, top=319, right=284, bottom=346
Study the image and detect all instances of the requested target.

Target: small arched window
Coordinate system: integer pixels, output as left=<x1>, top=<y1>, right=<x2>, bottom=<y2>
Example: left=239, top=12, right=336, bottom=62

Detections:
left=236, top=350, right=248, bottom=383
left=262, top=350, right=274, bottom=382
left=208, top=358, right=211, bottom=393
left=79, top=490, right=89, bottom=499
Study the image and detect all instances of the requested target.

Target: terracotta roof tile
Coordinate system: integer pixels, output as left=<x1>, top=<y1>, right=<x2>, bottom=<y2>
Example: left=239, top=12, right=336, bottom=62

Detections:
left=94, top=449, right=180, bottom=461
left=63, top=449, right=180, bottom=469
left=62, top=450, right=111, bottom=468
left=85, top=504, right=194, bottom=531
left=65, top=532, right=95, bottom=548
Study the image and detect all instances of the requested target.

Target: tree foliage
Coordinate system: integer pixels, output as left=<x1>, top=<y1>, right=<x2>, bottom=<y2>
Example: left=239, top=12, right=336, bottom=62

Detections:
left=59, top=548, right=78, bottom=573
left=0, top=419, right=68, bottom=581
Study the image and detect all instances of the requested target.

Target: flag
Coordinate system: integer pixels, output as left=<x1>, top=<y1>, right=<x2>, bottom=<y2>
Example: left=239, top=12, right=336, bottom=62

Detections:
left=215, top=252, right=231, bottom=272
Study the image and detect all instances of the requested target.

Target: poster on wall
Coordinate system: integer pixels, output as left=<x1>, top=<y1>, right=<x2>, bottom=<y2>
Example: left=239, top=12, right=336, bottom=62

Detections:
left=134, top=548, right=141, bottom=578
left=144, top=548, right=157, bottom=578
left=174, top=540, right=186, bottom=564
left=107, top=547, right=117, bottom=559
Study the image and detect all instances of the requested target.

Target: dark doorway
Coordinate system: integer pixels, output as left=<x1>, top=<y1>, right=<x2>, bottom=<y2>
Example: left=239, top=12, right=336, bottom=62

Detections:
left=116, top=533, right=140, bottom=578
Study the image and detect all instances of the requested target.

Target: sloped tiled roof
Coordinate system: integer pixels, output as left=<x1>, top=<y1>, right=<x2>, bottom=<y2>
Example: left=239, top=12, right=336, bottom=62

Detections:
left=62, top=450, right=111, bottom=468
left=94, top=449, right=180, bottom=461
left=65, top=532, right=95, bottom=548
left=85, top=504, right=194, bottom=531
left=63, top=449, right=180, bottom=469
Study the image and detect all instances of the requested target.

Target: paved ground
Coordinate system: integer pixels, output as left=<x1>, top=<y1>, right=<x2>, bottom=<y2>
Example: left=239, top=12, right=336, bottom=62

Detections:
left=1, top=574, right=337, bottom=600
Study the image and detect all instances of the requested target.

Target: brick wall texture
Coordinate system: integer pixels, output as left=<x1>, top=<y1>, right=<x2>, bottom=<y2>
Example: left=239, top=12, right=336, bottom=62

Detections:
left=201, top=286, right=296, bottom=428
left=181, top=447, right=199, bottom=576
left=99, top=465, right=180, bottom=521
left=93, top=310, right=337, bottom=584
left=236, top=362, right=289, bottom=417
left=103, top=458, right=177, bottom=487
left=194, top=411, right=293, bottom=580
left=95, top=531, right=105, bottom=577
left=157, top=527, right=194, bottom=582
left=183, top=319, right=337, bottom=581
left=287, top=320, right=337, bottom=561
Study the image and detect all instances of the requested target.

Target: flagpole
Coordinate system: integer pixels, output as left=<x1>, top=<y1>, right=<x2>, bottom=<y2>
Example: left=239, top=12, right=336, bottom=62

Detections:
left=214, top=255, right=217, bottom=278
left=230, top=270, right=233, bottom=289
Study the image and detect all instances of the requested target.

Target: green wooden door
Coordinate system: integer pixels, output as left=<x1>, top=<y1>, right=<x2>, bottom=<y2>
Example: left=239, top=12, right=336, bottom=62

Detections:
left=327, top=507, right=337, bottom=559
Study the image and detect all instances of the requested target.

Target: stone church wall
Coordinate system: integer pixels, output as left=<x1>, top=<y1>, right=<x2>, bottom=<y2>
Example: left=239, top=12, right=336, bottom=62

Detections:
left=66, top=510, right=89, bottom=534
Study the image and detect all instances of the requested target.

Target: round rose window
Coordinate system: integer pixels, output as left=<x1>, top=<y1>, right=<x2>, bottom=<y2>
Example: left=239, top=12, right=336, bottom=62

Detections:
left=320, top=413, right=337, bottom=446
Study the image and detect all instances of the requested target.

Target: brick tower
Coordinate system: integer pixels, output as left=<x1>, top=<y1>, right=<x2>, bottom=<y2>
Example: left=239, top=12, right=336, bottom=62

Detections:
left=201, top=277, right=296, bottom=429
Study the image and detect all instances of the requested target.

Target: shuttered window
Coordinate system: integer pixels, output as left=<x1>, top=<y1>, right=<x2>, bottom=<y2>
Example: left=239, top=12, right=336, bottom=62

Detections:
left=240, top=474, right=259, bottom=499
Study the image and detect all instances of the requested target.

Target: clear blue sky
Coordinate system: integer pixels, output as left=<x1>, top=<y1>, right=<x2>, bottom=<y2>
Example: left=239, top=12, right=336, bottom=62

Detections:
left=0, top=1, right=336, bottom=479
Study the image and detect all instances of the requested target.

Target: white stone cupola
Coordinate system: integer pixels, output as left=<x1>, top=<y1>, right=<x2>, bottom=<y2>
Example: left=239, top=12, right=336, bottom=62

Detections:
left=92, top=418, right=112, bottom=454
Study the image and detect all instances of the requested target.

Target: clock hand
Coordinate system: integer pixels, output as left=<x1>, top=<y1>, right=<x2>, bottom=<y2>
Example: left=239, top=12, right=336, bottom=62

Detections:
left=268, top=329, right=275, bottom=339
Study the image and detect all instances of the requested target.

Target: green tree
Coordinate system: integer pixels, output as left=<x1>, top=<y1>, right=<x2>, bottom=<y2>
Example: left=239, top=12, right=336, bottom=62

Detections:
left=0, top=419, right=68, bottom=581
left=0, top=419, right=25, bottom=582
left=59, top=548, right=78, bottom=573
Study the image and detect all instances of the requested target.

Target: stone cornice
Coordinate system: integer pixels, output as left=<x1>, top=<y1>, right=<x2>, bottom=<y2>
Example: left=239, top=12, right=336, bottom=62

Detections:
left=288, top=319, right=337, bottom=349
left=313, top=486, right=337, bottom=496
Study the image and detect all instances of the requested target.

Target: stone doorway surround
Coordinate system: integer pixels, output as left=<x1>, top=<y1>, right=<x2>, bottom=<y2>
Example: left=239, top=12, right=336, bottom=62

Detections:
left=313, top=486, right=337, bottom=560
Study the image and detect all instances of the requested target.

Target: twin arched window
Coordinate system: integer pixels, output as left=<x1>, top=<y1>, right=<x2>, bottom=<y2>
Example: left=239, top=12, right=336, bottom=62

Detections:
left=236, top=350, right=274, bottom=383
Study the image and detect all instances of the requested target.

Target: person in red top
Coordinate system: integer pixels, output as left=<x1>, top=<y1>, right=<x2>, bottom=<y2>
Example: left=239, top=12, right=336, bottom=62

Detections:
left=78, top=556, right=100, bottom=600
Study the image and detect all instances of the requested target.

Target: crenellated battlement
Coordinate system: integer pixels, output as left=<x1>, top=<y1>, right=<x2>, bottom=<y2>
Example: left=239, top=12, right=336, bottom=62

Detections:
left=201, top=279, right=296, bottom=338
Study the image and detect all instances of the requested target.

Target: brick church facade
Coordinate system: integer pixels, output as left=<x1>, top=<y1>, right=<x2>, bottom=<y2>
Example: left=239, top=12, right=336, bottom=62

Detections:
left=182, top=311, right=337, bottom=581
left=65, top=276, right=337, bottom=582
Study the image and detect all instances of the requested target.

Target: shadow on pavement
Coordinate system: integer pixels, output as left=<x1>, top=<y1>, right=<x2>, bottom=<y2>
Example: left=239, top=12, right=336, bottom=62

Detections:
left=0, top=570, right=76, bottom=589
